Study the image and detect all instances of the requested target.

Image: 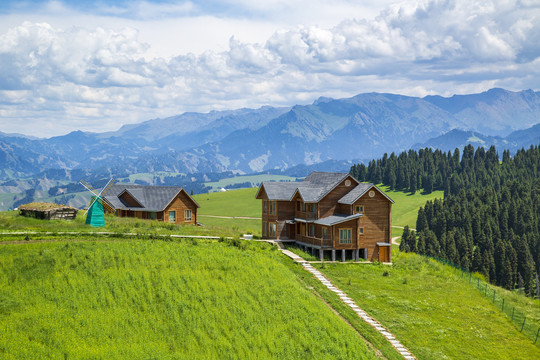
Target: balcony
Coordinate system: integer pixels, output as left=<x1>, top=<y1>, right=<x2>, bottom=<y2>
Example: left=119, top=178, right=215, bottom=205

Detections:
left=298, top=235, right=333, bottom=248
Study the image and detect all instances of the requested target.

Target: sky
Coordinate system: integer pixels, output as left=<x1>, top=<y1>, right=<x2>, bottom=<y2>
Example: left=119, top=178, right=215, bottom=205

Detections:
left=0, top=0, right=539, bottom=138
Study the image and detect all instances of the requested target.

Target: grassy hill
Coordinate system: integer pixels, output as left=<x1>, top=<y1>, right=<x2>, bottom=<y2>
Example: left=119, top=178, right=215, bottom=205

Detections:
left=0, top=240, right=378, bottom=359
left=311, top=252, right=540, bottom=359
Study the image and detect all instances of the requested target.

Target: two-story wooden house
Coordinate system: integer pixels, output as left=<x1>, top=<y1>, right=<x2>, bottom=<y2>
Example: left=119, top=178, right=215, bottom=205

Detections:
left=256, top=172, right=394, bottom=262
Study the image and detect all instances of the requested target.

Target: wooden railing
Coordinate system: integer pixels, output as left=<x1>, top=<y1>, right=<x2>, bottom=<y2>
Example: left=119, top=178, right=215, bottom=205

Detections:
left=299, top=235, right=333, bottom=248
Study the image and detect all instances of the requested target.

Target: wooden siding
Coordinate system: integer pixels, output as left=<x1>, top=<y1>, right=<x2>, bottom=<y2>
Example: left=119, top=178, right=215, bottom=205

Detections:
left=353, top=189, right=391, bottom=261
left=119, top=191, right=142, bottom=207
left=318, top=176, right=357, bottom=218
left=164, top=190, right=198, bottom=225
left=332, top=218, right=359, bottom=250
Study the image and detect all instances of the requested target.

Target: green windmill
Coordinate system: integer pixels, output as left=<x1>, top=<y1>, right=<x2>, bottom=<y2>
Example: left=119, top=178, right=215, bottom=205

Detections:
left=80, top=179, right=115, bottom=227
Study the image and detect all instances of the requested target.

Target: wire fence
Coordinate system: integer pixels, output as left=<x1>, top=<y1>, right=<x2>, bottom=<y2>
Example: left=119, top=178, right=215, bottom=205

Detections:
left=427, top=256, right=540, bottom=345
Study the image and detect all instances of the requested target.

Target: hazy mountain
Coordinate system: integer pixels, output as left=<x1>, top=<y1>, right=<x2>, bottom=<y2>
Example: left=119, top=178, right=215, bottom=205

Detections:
left=423, top=88, right=540, bottom=136
left=0, top=88, right=539, bottom=181
left=413, top=123, right=540, bottom=153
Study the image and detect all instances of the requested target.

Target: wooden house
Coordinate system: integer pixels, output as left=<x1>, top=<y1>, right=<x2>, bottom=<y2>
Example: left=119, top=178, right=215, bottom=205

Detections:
left=256, top=172, right=394, bottom=262
left=104, top=184, right=199, bottom=225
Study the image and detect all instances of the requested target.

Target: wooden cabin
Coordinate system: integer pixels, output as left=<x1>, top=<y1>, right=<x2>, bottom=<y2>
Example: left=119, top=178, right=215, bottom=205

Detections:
left=104, top=184, right=199, bottom=225
left=19, top=202, right=78, bottom=220
left=256, top=172, right=394, bottom=262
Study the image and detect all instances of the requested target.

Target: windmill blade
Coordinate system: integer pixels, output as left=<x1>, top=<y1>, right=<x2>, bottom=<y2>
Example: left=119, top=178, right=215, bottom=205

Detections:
left=100, top=178, right=115, bottom=197
left=96, top=179, right=116, bottom=213
left=84, top=195, right=100, bottom=215
left=80, top=180, right=101, bottom=213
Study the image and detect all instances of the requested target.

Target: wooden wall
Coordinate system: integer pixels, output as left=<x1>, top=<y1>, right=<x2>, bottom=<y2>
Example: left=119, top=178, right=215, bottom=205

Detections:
left=354, top=189, right=391, bottom=261
left=164, top=190, right=198, bottom=225
left=319, top=176, right=357, bottom=218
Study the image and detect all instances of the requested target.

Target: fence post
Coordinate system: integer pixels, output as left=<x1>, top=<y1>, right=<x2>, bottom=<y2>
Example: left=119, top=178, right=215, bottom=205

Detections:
left=535, top=327, right=540, bottom=344
left=521, top=316, right=526, bottom=332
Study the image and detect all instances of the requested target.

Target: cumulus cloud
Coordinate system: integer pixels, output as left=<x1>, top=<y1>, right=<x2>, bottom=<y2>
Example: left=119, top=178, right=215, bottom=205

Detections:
left=0, top=0, right=539, bottom=137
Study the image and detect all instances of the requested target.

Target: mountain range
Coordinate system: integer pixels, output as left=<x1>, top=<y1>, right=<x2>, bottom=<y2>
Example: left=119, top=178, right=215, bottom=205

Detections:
left=1, top=88, right=539, bottom=181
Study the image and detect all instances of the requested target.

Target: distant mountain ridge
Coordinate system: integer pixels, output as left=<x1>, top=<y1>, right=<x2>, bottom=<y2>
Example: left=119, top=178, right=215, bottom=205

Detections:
left=0, top=88, right=539, bottom=181
left=413, top=123, right=540, bottom=153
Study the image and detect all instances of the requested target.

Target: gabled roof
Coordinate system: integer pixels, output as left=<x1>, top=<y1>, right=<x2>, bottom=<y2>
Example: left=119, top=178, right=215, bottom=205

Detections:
left=104, top=184, right=200, bottom=211
left=256, top=182, right=299, bottom=201
left=257, top=172, right=359, bottom=203
left=338, top=183, right=395, bottom=204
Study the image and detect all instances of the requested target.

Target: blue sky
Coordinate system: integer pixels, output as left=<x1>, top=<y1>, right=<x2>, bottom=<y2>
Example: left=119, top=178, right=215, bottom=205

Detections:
left=0, top=0, right=539, bottom=137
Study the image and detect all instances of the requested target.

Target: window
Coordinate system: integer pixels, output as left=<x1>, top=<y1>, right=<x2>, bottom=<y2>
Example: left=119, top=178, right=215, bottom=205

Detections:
left=168, top=211, right=176, bottom=223
left=269, top=201, right=276, bottom=215
left=149, top=212, right=156, bottom=220
left=263, top=200, right=268, bottom=214
left=269, top=223, right=276, bottom=237
left=309, top=224, right=315, bottom=237
left=296, top=201, right=301, bottom=211
left=355, top=205, right=364, bottom=214
left=262, top=222, right=267, bottom=236
left=359, top=227, right=364, bottom=235
left=301, top=202, right=305, bottom=212
left=322, top=227, right=328, bottom=239
left=339, top=228, right=352, bottom=244
left=309, top=204, right=317, bottom=213
left=185, top=209, right=192, bottom=221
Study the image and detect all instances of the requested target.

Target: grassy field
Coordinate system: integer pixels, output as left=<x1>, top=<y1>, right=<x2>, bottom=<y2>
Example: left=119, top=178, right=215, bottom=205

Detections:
left=0, top=240, right=378, bottom=359
left=314, top=252, right=540, bottom=359
left=376, top=186, right=444, bottom=238
left=204, top=174, right=298, bottom=191
left=0, top=211, right=243, bottom=240
left=194, top=188, right=261, bottom=236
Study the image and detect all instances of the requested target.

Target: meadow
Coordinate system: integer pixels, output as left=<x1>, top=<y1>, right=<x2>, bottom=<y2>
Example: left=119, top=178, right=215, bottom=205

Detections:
left=204, top=174, right=297, bottom=191
left=376, top=186, right=444, bottom=238
left=0, top=239, right=378, bottom=359
left=193, top=188, right=261, bottom=236
left=0, top=210, right=243, bottom=240
left=313, top=252, right=540, bottom=359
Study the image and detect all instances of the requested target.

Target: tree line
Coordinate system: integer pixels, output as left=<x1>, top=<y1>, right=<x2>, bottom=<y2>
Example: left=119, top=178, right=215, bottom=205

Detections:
left=351, top=144, right=540, bottom=296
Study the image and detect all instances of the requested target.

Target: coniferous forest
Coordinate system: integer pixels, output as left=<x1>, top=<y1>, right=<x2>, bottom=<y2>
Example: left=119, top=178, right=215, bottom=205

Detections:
left=350, top=145, right=540, bottom=296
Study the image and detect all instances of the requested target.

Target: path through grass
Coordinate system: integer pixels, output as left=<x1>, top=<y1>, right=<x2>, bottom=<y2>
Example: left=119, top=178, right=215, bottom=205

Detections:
left=314, top=252, right=540, bottom=359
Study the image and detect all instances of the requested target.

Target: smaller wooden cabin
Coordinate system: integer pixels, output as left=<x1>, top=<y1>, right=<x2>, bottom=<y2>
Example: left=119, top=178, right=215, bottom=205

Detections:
left=19, top=202, right=78, bottom=220
left=104, top=184, right=199, bottom=225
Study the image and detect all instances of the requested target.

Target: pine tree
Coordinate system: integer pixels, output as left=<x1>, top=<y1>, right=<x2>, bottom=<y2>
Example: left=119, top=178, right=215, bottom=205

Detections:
left=399, top=226, right=410, bottom=252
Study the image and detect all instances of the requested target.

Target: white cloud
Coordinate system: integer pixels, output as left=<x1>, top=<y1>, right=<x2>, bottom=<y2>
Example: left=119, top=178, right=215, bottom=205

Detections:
left=0, top=0, right=538, bottom=137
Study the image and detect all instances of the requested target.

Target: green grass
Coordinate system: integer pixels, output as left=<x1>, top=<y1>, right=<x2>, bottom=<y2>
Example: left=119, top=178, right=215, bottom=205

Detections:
left=194, top=187, right=260, bottom=218
left=204, top=175, right=298, bottom=191
left=313, top=252, right=540, bottom=359
left=374, top=186, right=444, bottom=239
left=0, top=240, right=378, bottom=359
left=0, top=211, right=242, bottom=240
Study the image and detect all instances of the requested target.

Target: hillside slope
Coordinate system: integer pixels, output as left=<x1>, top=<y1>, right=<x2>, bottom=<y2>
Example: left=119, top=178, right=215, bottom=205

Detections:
left=0, top=240, right=378, bottom=359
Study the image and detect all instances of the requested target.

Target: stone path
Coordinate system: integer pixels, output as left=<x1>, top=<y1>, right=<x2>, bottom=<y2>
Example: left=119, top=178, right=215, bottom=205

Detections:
left=281, top=249, right=416, bottom=360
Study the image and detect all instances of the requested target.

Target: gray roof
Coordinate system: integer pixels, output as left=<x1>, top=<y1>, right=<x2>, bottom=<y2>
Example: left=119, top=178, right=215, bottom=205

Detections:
left=259, top=182, right=299, bottom=201
left=259, top=171, right=358, bottom=203
left=314, top=213, right=363, bottom=226
left=338, top=184, right=395, bottom=204
left=104, top=184, right=199, bottom=211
